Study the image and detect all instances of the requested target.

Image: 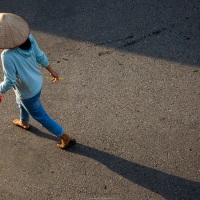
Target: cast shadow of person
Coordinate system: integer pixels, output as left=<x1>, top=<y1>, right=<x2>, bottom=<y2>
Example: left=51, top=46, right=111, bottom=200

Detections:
left=67, top=143, right=200, bottom=200
left=25, top=128, right=199, bottom=199
left=27, top=125, right=59, bottom=142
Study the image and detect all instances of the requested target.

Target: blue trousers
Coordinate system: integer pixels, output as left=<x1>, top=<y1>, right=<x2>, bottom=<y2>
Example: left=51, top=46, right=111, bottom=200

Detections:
left=16, top=90, right=64, bottom=137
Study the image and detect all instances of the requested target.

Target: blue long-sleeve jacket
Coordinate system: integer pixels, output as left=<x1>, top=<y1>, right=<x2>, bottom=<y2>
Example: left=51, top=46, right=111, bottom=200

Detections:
left=0, top=34, right=49, bottom=99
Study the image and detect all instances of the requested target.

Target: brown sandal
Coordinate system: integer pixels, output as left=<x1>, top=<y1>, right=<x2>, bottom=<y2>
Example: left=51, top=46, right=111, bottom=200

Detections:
left=13, top=119, right=30, bottom=130
left=57, top=133, right=77, bottom=149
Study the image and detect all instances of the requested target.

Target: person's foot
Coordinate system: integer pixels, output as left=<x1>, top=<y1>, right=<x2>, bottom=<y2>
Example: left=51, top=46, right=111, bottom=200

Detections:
left=57, top=133, right=77, bottom=149
left=12, top=119, right=30, bottom=130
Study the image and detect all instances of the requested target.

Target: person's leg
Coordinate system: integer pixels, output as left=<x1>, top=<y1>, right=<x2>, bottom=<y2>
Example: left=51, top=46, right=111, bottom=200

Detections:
left=21, top=91, right=76, bottom=148
left=13, top=96, right=30, bottom=129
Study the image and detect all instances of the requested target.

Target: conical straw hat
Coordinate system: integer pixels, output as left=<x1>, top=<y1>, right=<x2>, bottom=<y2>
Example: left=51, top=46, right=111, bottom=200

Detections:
left=0, top=13, right=30, bottom=49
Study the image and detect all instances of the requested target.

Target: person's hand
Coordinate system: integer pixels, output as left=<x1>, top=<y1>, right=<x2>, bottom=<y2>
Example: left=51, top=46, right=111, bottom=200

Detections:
left=50, top=70, right=59, bottom=83
left=0, top=93, right=2, bottom=103
left=45, top=65, right=59, bottom=82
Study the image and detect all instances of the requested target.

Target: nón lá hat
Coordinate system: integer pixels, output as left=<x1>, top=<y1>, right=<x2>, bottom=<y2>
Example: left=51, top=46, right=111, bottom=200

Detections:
left=0, top=13, right=30, bottom=49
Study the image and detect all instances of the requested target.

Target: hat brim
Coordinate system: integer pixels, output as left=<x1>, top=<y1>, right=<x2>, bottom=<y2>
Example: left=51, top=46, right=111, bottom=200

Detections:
left=0, top=13, right=30, bottom=49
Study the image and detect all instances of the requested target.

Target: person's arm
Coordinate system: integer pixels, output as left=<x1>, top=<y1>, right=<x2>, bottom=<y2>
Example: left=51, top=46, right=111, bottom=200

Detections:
left=0, top=52, right=16, bottom=93
left=45, top=65, right=59, bottom=82
left=30, top=34, right=49, bottom=67
left=30, top=34, right=59, bottom=83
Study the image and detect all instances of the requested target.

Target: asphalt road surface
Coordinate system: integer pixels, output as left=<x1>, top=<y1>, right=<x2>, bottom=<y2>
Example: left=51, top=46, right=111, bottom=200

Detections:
left=0, top=1, right=199, bottom=199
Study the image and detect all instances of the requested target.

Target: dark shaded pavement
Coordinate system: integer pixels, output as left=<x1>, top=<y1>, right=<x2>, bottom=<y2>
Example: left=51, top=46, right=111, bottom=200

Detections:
left=1, top=0, right=200, bottom=66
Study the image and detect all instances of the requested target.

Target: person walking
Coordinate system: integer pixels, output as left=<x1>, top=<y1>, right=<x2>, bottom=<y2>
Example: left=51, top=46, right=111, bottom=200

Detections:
left=0, top=13, right=76, bottom=149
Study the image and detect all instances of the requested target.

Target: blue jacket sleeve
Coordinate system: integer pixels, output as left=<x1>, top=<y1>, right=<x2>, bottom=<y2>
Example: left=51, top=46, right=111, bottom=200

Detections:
left=0, top=52, right=16, bottom=93
left=29, top=34, right=50, bottom=67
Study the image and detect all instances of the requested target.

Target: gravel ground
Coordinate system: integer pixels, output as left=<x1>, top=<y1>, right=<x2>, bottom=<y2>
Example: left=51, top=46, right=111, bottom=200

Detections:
left=0, top=1, right=199, bottom=199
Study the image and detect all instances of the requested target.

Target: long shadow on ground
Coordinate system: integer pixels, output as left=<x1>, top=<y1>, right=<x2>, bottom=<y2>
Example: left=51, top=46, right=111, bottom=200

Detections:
left=14, top=126, right=200, bottom=199
left=68, top=143, right=200, bottom=200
